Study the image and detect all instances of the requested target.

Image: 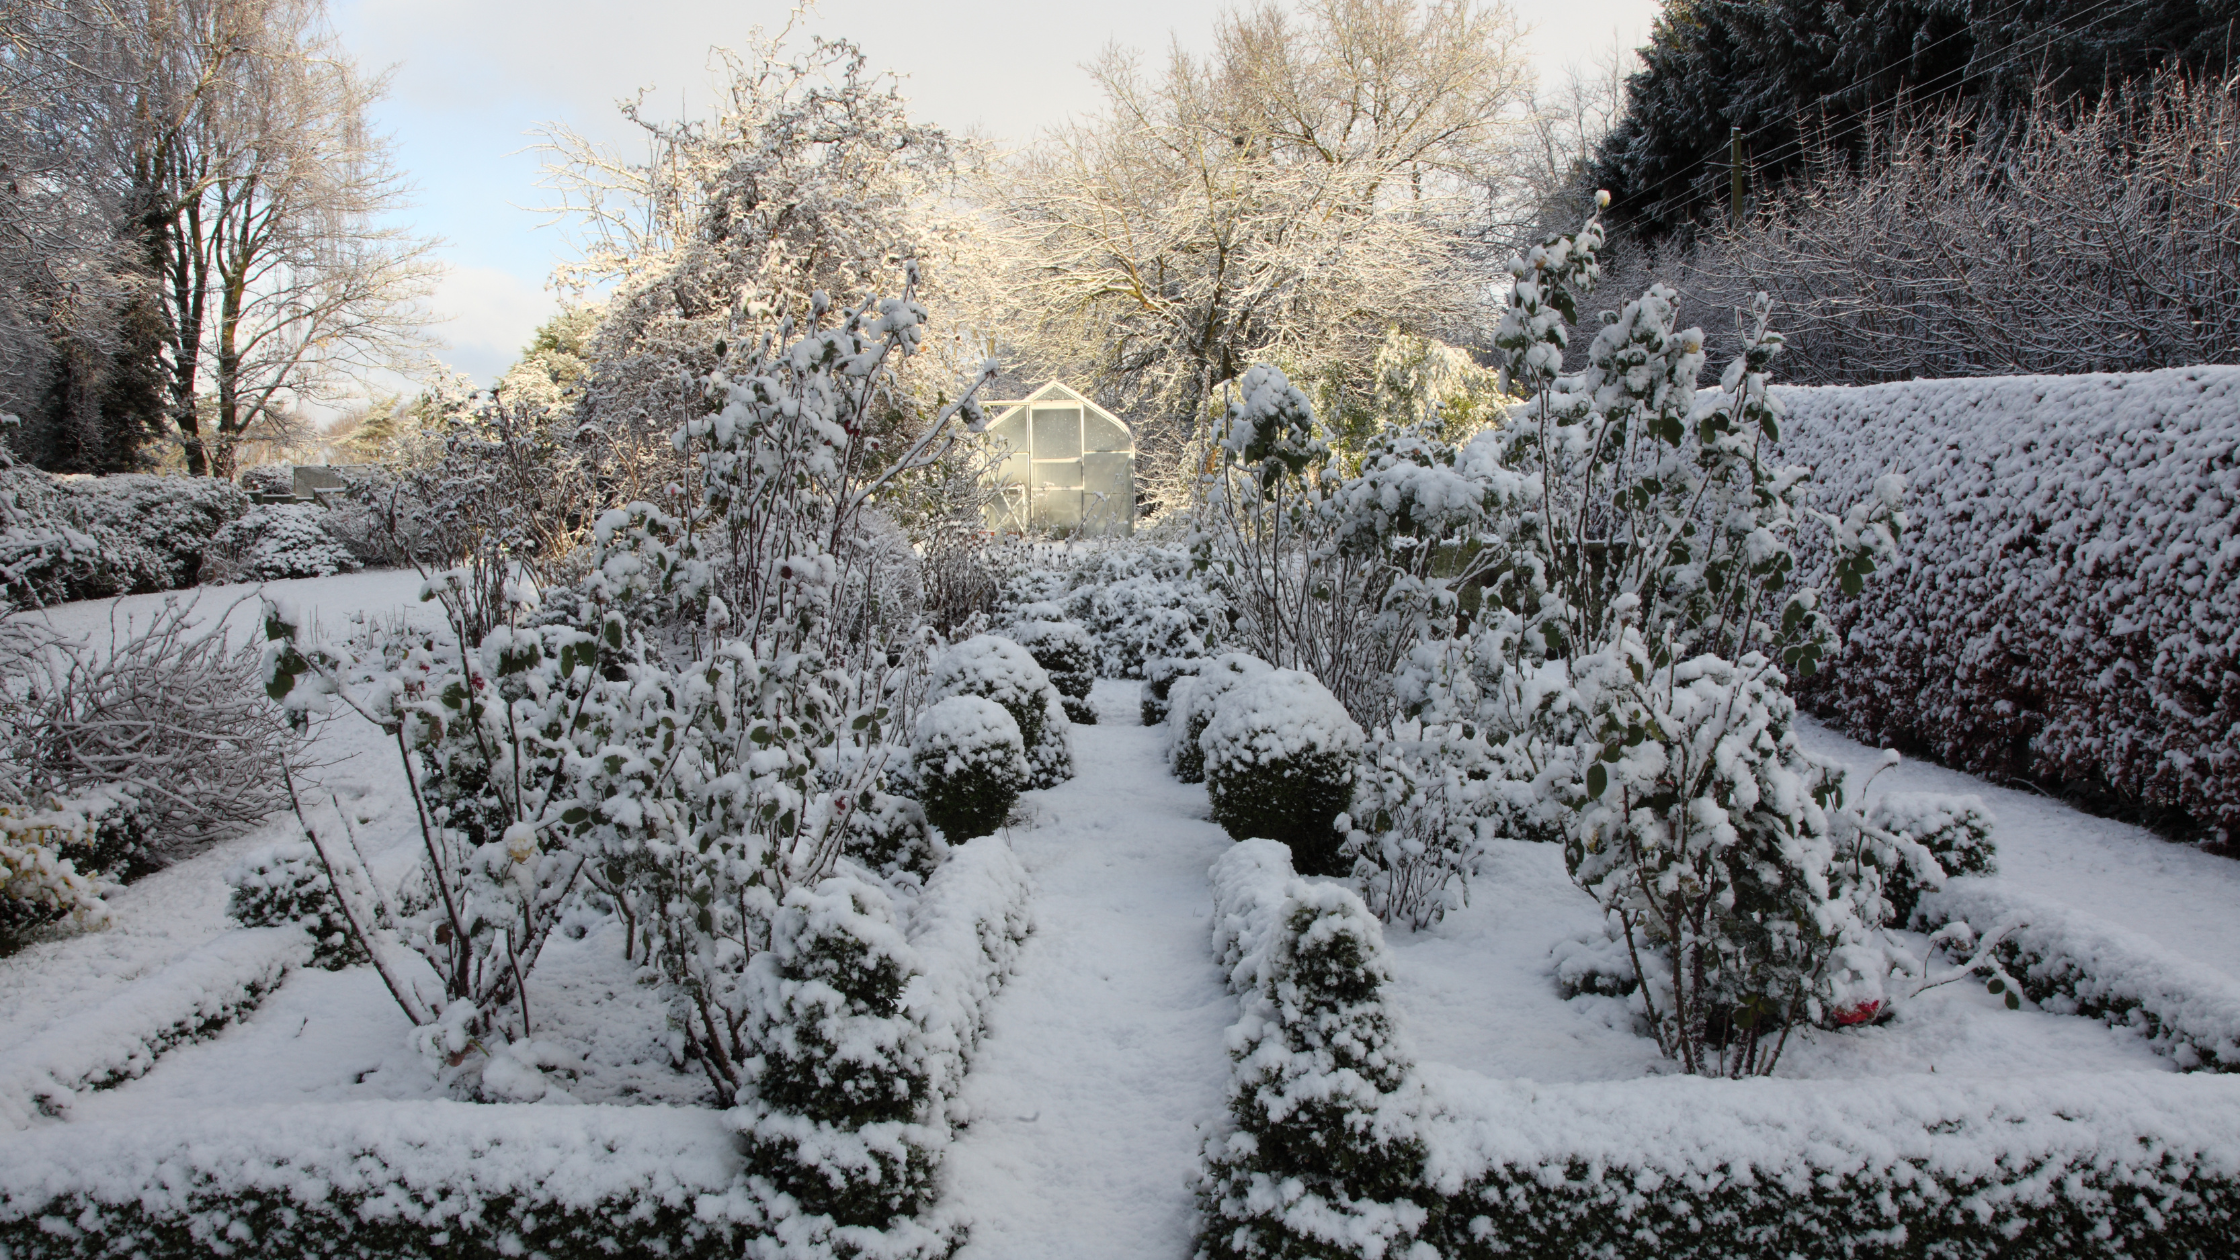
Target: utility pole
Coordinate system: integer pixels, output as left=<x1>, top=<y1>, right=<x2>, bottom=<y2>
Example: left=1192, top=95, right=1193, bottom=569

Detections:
left=1730, top=125, right=1747, bottom=223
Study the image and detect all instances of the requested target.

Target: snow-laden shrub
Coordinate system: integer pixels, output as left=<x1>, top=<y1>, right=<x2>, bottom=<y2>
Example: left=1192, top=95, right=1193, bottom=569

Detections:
left=1339, top=717, right=1497, bottom=928
left=926, top=634, right=1072, bottom=789
left=1140, top=655, right=1201, bottom=727
left=262, top=280, right=993, bottom=1112
left=736, top=876, right=940, bottom=1230
left=842, top=790, right=939, bottom=883
left=1061, top=544, right=1225, bottom=679
left=1201, top=669, right=1363, bottom=876
left=204, top=502, right=360, bottom=580
left=1400, top=197, right=1911, bottom=1075
left=4, top=598, right=293, bottom=862
left=1167, top=653, right=1272, bottom=783
left=1565, top=640, right=1904, bottom=1075
left=1773, top=366, right=2240, bottom=844
left=1872, top=793, right=1997, bottom=926
left=1919, top=881, right=2240, bottom=1073
left=1008, top=619, right=1097, bottom=725
left=1198, top=842, right=1433, bottom=1260
left=730, top=842, right=1031, bottom=1256
left=911, top=696, right=1027, bottom=842
left=1, top=465, right=248, bottom=604
left=224, top=841, right=368, bottom=969
left=0, top=802, right=112, bottom=956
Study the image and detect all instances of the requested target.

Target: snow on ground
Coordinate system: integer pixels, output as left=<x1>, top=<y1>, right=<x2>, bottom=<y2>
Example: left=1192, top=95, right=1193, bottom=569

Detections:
left=943, top=679, right=1237, bottom=1260
left=1, top=571, right=434, bottom=1056
left=1381, top=714, right=2238, bottom=1088
left=1797, top=715, right=2240, bottom=980
left=5, top=569, right=708, bottom=1111
left=13, top=569, right=2240, bottom=1248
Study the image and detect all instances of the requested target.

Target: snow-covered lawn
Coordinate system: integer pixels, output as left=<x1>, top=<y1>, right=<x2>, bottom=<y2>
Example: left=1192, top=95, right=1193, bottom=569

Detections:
left=1383, top=711, right=2240, bottom=1088
left=7, top=569, right=2240, bottom=1251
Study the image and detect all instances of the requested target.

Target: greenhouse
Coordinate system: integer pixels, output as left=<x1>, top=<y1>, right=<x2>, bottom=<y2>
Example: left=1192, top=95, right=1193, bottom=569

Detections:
left=980, top=381, right=1135, bottom=537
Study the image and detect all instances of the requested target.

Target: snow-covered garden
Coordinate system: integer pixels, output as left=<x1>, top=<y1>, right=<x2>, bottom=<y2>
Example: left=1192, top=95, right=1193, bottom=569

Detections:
left=4, top=184, right=2240, bottom=1260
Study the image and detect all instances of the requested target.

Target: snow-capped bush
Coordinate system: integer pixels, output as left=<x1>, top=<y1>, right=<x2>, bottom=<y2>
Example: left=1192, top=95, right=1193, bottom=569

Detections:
left=1773, top=366, right=2240, bottom=845
left=263, top=279, right=994, bottom=1110
left=1202, top=669, right=1363, bottom=876
left=926, top=634, right=1072, bottom=789
left=0, top=802, right=113, bottom=956
left=5, top=598, right=294, bottom=862
left=736, top=876, right=939, bottom=1229
left=1198, top=842, right=1433, bottom=1260
left=1, top=463, right=248, bottom=604
left=1061, top=544, right=1225, bottom=679
left=843, top=790, right=940, bottom=883
left=1140, top=655, right=1200, bottom=727
left=224, top=841, right=368, bottom=969
left=911, top=697, right=1028, bottom=842
left=1339, top=717, right=1497, bottom=928
left=205, top=503, right=361, bottom=580
left=1872, top=793, right=1997, bottom=926
left=1919, top=880, right=2240, bottom=1073
left=1166, top=653, right=1272, bottom=783
left=734, top=840, right=1031, bottom=1256
left=1008, top=619, right=1097, bottom=725
left=1419, top=197, right=1912, bottom=1075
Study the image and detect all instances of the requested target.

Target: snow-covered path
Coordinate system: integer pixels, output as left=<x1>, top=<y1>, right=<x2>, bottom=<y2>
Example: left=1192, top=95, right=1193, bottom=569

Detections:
left=943, top=680, right=1236, bottom=1260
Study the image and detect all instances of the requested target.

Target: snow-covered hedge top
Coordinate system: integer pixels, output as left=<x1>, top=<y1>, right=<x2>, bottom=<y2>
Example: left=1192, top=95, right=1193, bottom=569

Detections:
left=0, top=1099, right=742, bottom=1221
left=1209, top=839, right=1299, bottom=996
left=927, top=634, right=1054, bottom=716
left=1167, top=654, right=1270, bottom=748
left=1770, top=365, right=2240, bottom=841
left=912, top=696, right=1027, bottom=776
left=1200, top=668, right=1365, bottom=769
left=1418, top=1064, right=2240, bottom=1216
left=904, top=835, right=1033, bottom=1102
left=1921, top=878, right=2240, bottom=1072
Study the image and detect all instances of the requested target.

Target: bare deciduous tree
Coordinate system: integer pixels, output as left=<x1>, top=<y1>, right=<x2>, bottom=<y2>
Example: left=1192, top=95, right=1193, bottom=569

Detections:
left=537, top=20, right=972, bottom=502
left=988, top=0, right=1533, bottom=489
left=138, top=0, right=437, bottom=478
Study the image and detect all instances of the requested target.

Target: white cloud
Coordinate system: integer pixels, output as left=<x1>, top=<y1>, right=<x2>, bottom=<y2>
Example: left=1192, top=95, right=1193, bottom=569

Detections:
left=426, top=264, right=562, bottom=385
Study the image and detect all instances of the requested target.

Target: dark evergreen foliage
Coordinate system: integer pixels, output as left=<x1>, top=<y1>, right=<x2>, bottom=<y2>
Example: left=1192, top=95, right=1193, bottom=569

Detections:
left=1595, top=0, right=2240, bottom=234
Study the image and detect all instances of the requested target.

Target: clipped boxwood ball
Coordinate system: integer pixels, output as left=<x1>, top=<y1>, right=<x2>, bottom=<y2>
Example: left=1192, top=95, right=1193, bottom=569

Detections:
left=1201, top=668, right=1364, bottom=876
left=912, top=696, right=1029, bottom=841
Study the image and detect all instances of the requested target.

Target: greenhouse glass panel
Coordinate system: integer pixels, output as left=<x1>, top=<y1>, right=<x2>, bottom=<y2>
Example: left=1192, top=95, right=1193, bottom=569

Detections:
left=1032, top=406, right=1082, bottom=458
left=1084, top=412, right=1130, bottom=452
left=1032, top=459, right=1082, bottom=489
left=1035, top=487, right=1082, bottom=530
left=987, top=410, right=1029, bottom=457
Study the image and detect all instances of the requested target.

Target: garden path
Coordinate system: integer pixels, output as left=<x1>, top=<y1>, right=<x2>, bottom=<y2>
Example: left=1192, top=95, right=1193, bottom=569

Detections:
left=941, top=679, right=1236, bottom=1260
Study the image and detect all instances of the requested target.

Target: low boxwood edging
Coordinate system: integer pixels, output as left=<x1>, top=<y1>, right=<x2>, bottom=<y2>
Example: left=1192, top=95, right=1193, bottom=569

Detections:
left=1, top=926, right=309, bottom=1130
left=1422, top=1068, right=2240, bottom=1259
left=1, top=839, right=1033, bottom=1260
left=0, top=1100, right=745, bottom=1259
left=1918, top=879, right=2240, bottom=1072
left=1199, top=846, right=2240, bottom=1259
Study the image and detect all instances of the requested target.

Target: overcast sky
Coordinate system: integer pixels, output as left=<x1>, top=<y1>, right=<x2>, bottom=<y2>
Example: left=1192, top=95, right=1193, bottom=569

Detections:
left=332, top=0, right=1660, bottom=386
